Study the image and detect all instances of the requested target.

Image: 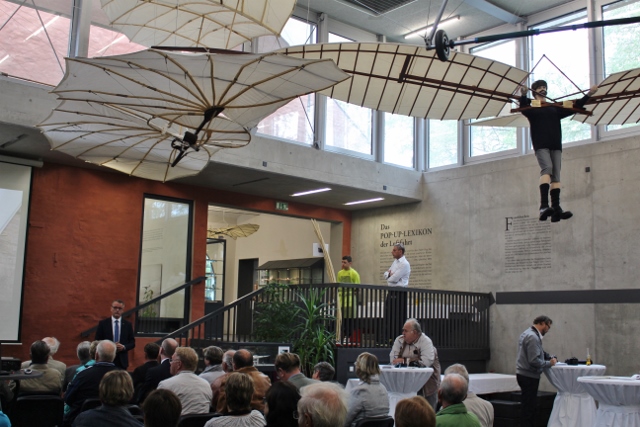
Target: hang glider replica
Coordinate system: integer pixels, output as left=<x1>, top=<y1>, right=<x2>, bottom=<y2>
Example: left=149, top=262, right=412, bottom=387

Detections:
left=413, top=0, right=640, bottom=127
left=471, top=64, right=640, bottom=129
left=38, top=0, right=640, bottom=182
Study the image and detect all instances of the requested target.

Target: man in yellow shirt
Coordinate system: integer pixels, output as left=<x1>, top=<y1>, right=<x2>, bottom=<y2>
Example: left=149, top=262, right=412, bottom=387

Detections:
left=337, top=256, right=361, bottom=343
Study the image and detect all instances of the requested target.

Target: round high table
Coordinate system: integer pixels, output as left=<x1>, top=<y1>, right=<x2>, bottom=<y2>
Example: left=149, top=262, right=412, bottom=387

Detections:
left=544, top=363, right=606, bottom=427
left=577, top=376, right=640, bottom=427
left=346, top=366, right=433, bottom=417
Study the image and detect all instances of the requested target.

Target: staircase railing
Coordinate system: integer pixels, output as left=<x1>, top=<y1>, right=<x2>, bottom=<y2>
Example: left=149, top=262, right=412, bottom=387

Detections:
left=80, top=276, right=206, bottom=338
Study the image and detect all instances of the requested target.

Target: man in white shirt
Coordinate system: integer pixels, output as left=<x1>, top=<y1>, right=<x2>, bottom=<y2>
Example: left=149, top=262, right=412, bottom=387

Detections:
left=158, top=347, right=213, bottom=415
left=383, top=243, right=411, bottom=340
left=384, top=243, right=411, bottom=287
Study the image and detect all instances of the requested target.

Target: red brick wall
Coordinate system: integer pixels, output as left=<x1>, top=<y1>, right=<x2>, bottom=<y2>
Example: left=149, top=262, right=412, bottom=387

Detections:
left=5, top=163, right=351, bottom=370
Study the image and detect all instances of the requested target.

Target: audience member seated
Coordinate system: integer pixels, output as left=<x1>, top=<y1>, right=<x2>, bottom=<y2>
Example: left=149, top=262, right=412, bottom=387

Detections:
left=344, top=352, right=389, bottom=427
left=395, top=396, right=436, bottom=427
left=274, top=353, right=318, bottom=391
left=19, top=340, right=63, bottom=395
left=390, top=319, right=440, bottom=409
left=137, top=338, right=178, bottom=404
left=158, top=347, right=212, bottom=415
left=211, top=349, right=235, bottom=406
left=214, top=349, right=271, bottom=413
left=435, top=374, right=481, bottom=427
left=200, top=346, right=225, bottom=385
left=72, top=370, right=142, bottom=427
left=142, top=389, right=182, bottom=427
left=264, top=381, right=300, bottom=427
left=21, top=336, right=66, bottom=378
left=444, top=364, right=493, bottom=427
left=311, top=362, right=335, bottom=382
left=132, top=343, right=160, bottom=402
left=64, top=341, right=92, bottom=392
left=205, top=372, right=266, bottom=427
left=64, top=340, right=118, bottom=426
left=297, top=382, right=348, bottom=427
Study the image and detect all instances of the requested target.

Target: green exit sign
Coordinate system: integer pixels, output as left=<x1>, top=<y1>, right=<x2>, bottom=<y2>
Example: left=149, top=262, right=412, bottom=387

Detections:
left=276, top=201, right=288, bottom=211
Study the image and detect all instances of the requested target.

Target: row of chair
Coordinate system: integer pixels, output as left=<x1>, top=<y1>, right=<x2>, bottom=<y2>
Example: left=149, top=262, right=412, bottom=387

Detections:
left=7, top=394, right=225, bottom=427
left=8, top=395, right=393, bottom=427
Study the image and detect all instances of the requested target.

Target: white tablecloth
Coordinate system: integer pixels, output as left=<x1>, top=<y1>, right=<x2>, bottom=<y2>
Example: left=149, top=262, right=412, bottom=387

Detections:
left=544, top=364, right=606, bottom=427
left=468, top=373, right=520, bottom=395
left=439, top=373, right=520, bottom=395
left=346, top=366, right=433, bottom=417
left=578, top=376, right=640, bottom=427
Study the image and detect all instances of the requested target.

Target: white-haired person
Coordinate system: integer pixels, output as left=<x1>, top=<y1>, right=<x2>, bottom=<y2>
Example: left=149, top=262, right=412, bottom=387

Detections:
left=297, top=382, right=348, bottom=427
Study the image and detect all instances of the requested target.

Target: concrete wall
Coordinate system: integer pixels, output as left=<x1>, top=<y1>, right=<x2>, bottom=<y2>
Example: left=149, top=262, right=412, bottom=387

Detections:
left=350, top=134, right=640, bottom=385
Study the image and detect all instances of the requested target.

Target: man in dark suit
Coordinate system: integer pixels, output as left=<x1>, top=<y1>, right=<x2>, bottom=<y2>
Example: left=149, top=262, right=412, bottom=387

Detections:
left=137, top=338, right=178, bottom=403
left=95, top=299, right=136, bottom=370
left=63, top=340, right=118, bottom=426
left=132, top=342, right=160, bottom=402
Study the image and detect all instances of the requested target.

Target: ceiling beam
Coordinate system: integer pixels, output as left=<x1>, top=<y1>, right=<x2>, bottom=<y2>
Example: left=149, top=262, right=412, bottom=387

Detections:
left=463, top=0, right=525, bottom=25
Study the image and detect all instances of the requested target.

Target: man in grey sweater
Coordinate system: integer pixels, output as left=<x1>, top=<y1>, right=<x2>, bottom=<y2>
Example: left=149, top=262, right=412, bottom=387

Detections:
left=516, top=315, right=557, bottom=427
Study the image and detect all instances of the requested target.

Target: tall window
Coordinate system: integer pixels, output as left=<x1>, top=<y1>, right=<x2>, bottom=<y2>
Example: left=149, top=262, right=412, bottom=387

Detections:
left=529, top=10, right=591, bottom=143
left=428, top=120, right=458, bottom=168
left=602, top=0, right=640, bottom=131
left=324, top=32, right=373, bottom=156
left=0, top=0, right=72, bottom=85
left=384, top=113, right=414, bottom=168
left=138, top=196, right=192, bottom=335
left=469, top=40, right=518, bottom=157
left=256, top=17, right=317, bottom=145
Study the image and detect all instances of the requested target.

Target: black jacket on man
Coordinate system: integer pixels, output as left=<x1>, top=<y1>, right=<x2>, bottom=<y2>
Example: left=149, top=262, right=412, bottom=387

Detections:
left=64, top=362, right=118, bottom=425
left=95, top=317, right=135, bottom=369
left=136, top=358, right=171, bottom=403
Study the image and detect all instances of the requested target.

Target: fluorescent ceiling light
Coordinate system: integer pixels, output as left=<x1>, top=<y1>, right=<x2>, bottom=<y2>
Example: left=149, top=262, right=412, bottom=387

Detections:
left=404, top=16, right=460, bottom=39
left=344, top=197, right=384, bottom=205
left=291, top=187, right=331, bottom=197
left=0, top=55, right=9, bottom=65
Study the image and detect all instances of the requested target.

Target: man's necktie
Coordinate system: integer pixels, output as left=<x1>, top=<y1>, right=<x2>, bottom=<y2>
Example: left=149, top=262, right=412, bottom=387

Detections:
left=114, top=319, right=120, bottom=343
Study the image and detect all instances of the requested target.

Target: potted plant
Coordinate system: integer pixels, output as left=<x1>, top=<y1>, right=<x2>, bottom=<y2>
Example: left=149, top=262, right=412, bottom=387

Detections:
left=293, top=288, right=336, bottom=377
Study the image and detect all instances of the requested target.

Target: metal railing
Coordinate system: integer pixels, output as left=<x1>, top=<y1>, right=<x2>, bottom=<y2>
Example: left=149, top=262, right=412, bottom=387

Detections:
left=80, top=276, right=206, bottom=338
left=162, top=283, right=493, bottom=355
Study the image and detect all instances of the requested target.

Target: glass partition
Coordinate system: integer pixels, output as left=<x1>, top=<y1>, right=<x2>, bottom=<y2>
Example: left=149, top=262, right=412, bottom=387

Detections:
left=256, top=17, right=318, bottom=145
left=602, top=0, right=640, bottom=132
left=0, top=0, right=72, bottom=85
left=529, top=10, right=591, bottom=144
left=137, top=196, right=192, bottom=335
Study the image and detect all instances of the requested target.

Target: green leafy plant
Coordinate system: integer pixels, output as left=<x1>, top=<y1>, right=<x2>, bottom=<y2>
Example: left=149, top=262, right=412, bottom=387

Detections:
left=253, top=282, right=298, bottom=342
left=293, top=288, right=336, bottom=377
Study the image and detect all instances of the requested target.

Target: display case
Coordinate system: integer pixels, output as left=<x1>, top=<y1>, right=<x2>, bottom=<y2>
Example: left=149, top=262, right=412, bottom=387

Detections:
left=257, top=258, right=324, bottom=287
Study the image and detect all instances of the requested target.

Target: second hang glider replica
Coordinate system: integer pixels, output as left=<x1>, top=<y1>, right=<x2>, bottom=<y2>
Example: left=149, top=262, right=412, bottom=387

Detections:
left=415, top=0, right=640, bottom=127
left=470, top=65, right=640, bottom=130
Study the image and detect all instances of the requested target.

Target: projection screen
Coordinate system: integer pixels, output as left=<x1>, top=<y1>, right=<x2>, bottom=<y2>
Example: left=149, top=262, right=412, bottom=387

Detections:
left=0, top=161, right=32, bottom=342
